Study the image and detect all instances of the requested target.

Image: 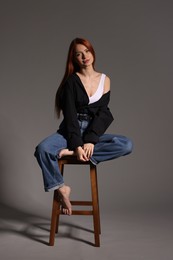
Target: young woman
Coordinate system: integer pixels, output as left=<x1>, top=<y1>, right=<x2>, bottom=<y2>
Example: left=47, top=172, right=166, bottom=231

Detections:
left=34, top=38, right=133, bottom=216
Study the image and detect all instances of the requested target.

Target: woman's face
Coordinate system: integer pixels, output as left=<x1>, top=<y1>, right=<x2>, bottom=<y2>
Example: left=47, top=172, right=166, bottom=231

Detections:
left=74, top=44, right=94, bottom=68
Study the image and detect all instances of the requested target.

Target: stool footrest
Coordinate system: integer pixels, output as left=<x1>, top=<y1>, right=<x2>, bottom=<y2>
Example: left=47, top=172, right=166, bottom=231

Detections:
left=57, top=209, right=93, bottom=215
left=72, top=210, right=93, bottom=215
left=71, top=201, right=92, bottom=206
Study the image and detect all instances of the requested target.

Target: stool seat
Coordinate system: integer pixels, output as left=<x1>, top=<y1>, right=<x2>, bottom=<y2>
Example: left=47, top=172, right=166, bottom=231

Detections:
left=49, top=156, right=101, bottom=247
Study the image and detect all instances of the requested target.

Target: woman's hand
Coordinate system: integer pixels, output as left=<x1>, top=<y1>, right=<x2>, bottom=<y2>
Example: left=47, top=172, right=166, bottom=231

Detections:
left=75, top=146, right=88, bottom=162
left=83, top=143, right=94, bottom=159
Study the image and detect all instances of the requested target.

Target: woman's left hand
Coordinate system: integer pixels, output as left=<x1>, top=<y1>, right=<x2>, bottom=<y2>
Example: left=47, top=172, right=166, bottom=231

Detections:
left=83, top=143, right=94, bottom=159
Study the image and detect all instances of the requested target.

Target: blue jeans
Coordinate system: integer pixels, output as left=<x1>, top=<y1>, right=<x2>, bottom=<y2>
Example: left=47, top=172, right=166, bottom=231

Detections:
left=34, top=119, right=133, bottom=191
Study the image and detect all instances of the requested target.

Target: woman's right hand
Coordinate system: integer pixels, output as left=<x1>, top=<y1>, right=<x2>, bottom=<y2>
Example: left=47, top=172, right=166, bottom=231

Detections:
left=75, top=146, right=89, bottom=162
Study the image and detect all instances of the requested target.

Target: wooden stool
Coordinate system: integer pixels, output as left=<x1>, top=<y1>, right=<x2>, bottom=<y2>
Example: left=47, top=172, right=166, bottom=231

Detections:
left=49, top=156, right=101, bottom=247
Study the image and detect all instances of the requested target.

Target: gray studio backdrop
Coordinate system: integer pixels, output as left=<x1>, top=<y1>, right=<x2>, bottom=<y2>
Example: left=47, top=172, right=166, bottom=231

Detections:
left=0, top=0, right=173, bottom=217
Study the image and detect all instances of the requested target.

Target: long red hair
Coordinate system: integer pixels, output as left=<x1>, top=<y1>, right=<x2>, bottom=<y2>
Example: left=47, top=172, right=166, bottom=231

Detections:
left=55, top=38, right=96, bottom=117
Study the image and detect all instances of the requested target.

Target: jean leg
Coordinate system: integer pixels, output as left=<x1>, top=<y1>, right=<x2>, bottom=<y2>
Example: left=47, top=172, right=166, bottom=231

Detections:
left=90, top=134, right=133, bottom=165
left=34, top=132, right=67, bottom=192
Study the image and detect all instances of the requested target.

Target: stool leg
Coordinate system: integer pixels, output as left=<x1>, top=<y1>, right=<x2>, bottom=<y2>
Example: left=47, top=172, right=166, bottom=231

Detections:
left=55, top=192, right=61, bottom=233
left=95, top=166, right=101, bottom=234
left=49, top=163, right=64, bottom=245
left=55, top=163, right=64, bottom=233
left=49, top=190, right=59, bottom=246
left=90, top=164, right=100, bottom=247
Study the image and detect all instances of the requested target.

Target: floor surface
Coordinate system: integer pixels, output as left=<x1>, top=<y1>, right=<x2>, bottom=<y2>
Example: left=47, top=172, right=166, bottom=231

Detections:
left=0, top=204, right=173, bottom=260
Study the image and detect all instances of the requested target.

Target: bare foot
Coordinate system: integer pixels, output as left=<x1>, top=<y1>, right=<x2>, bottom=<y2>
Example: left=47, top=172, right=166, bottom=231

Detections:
left=59, top=149, right=75, bottom=158
left=58, top=185, right=72, bottom=215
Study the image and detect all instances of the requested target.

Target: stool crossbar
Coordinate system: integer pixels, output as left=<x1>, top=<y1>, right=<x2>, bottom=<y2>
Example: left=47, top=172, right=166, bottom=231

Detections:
left=49, top=156, right=101, bottom=247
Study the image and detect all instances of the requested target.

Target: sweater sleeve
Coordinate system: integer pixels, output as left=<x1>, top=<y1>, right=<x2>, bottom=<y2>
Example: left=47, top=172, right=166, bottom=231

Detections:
left=83, top=92, right=114, bottom=144
left=61, top=81, right=83, bottom=150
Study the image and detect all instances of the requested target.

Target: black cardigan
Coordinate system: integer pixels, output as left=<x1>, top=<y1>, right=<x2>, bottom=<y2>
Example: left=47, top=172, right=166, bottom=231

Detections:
left=57, top=74, right=114, bottom=150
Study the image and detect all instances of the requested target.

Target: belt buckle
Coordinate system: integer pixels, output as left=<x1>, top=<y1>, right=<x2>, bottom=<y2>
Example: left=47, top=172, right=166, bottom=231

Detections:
left=78, top=113, right=90, bottom=121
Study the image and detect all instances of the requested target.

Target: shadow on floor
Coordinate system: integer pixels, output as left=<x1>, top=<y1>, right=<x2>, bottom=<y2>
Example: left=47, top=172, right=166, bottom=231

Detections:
left=0, top=203, right=95, bottom=246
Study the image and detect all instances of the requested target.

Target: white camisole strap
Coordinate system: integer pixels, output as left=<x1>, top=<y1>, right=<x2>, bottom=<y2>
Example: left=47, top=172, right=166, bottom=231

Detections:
left=89, top=74, right=106, bottom=104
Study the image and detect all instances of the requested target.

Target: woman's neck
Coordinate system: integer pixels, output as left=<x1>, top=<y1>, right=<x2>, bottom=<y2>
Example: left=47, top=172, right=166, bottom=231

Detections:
left=78, top=65, right=96, bottom=78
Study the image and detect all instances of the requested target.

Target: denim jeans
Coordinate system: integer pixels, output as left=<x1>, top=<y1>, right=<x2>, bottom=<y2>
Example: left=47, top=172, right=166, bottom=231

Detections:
left=34, top=119, right=133, bottom=192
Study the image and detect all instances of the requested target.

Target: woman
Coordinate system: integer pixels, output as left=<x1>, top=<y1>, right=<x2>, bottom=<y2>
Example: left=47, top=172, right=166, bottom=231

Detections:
left=34, top=38, right=133, bottom=216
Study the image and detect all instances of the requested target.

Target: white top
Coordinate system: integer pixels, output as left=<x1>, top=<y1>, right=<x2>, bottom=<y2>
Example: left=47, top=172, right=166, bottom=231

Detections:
left=89, top=74, right=106, bottom=104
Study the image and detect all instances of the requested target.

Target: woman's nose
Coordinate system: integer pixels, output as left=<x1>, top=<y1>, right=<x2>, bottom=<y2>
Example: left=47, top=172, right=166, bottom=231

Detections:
left=82, top=53, right=86, bottom=59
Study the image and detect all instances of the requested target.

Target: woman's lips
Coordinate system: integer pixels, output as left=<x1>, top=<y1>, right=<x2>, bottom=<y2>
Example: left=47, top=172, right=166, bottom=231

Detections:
left=83, top=59, right=89, bottom=64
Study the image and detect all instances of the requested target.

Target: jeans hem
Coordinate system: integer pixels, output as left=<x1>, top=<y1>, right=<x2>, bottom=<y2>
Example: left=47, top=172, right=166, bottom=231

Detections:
left=89, top=157, right=98, bottom=165
left=45, top=183, right=64, bottom=192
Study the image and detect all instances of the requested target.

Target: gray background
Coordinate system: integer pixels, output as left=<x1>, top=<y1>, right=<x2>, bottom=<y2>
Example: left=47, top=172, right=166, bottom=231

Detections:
left=0, top=0, right=173, bottom=259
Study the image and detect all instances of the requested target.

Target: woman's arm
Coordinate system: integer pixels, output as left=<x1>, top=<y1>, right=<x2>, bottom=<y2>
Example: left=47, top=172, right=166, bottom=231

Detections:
left=83, top=87, right=114, bottom=144
left=103, top=76, right=111, bottom=94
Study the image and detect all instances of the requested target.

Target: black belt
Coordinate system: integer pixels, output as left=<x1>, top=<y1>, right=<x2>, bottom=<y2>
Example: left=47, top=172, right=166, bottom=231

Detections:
left=77, top=113, right=92, bottom=121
